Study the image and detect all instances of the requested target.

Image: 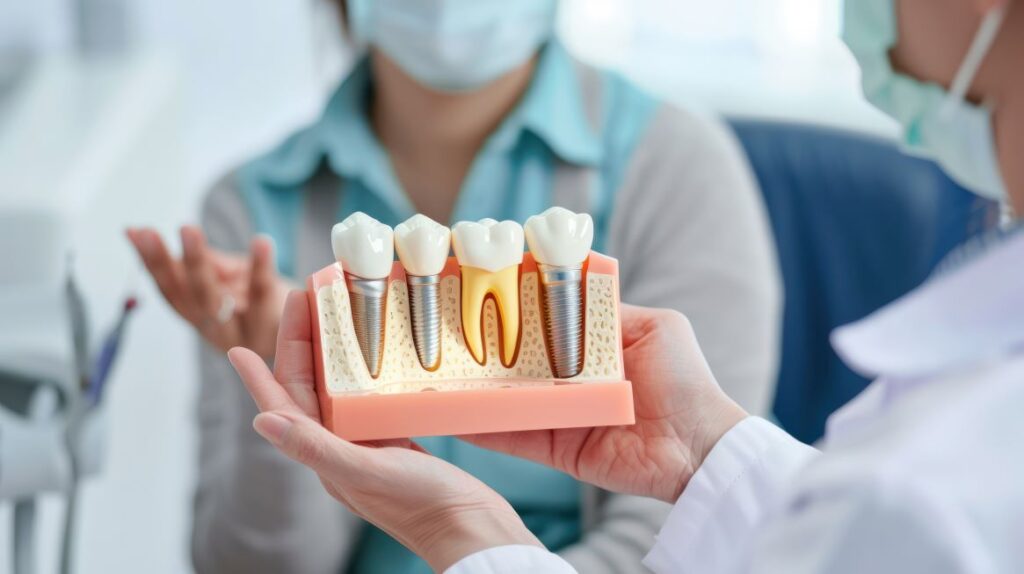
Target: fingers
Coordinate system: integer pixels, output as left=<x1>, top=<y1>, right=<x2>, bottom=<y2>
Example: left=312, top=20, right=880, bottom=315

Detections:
left=253, top=411, right=364, bottom=478
left=247, top=235, right=276, bottom=306
left=273, top=291, right=321, bottom=420
left=619, top=304, right=691, bottom=348
left=181, top=227, right=226, bottom=318
left=227, top=347, right=304, bottom=416
left=126, top=228, right=188, bottom=315
left=209, top=250, right=251, bottom=296
left=358, top=438, right=430, bottom=454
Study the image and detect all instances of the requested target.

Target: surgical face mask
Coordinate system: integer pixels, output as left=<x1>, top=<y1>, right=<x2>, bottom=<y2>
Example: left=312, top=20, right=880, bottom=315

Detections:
left=843, top=0, right=1009, bottom=202
left=346, top=0, right=557, bottom=92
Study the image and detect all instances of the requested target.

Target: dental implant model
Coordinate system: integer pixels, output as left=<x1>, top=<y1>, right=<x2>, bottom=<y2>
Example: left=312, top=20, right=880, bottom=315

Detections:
left=452, top=219, right=524, bottom=367
left=331, top=212, right=394, bottom=378
left=394, top=214, right=451, bottom=371
left=524, top=207, right=594, bottom=378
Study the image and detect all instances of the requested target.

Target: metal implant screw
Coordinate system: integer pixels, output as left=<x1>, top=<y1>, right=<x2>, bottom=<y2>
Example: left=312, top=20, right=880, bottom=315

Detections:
left=537, top=263, right=585, bottom=378
left=407, top=274, right=442, bottom=370
left=346, top=273, right=388, bottom=378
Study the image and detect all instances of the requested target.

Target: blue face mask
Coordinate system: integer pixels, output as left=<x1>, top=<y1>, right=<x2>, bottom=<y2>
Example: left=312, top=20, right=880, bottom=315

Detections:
left=346, top=0, right=557, bottom=92
left=843, top=0, right=1009, bottom=203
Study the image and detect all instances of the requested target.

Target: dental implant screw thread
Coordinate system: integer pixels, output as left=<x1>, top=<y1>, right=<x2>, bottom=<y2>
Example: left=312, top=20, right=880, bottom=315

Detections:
left=346, top=273, right=388, bottom=378
left=407, top=274, right=442, bottom=370
left=538, top=264, right=585, bottom=378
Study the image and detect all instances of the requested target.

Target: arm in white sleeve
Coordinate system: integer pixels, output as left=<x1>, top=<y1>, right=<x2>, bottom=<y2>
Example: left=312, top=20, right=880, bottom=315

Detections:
left=643, top=417, right=819, bottom=574
left=446, top=418, right=814, bottom=574
left=644, top=416, right=980, bottom=574
left=741, top=475, right=983, bottom=574
left=445, top=545, right=577, bottom=574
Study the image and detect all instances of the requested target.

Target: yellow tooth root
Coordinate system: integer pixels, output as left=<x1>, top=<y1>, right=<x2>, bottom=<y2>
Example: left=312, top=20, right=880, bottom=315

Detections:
left=460, top=265, right=521, bottom=367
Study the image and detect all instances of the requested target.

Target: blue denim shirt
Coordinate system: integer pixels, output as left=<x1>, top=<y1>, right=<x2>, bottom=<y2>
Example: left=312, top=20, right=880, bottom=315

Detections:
left=233, top=40, right=658, bottom=573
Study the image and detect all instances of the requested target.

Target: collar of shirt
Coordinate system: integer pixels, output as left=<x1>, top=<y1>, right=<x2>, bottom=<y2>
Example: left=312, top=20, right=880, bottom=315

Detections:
left=830, top=230, right=1024, bottom=381
left=246, top=39, right=603, bottom=218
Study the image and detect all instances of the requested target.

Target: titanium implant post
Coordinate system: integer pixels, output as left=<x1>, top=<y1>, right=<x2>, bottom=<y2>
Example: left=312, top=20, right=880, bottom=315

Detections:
left=346, top=274, right=388, bottom=378
left=406, top=274, right=442, bottom=370
left=538, top=264, right=584, bottom=378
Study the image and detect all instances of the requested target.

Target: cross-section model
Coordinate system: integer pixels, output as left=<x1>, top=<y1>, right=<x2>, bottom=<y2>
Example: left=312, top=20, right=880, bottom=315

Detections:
left=307, top=209, right=634, bottom=441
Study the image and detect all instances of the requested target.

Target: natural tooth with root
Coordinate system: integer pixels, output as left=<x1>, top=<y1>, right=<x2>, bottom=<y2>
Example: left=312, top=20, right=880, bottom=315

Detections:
left=395, top=214, right=451, bottom=370
left=331, top=212, right=394, bottom=378
left=525, top=207, right=593, bottom=378
left=451, top=218, right=524, bottom=366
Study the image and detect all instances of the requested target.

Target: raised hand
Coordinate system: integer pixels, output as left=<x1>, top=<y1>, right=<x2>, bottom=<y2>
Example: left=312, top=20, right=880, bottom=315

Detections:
left=228, top=291, right=541, bottom=571
left=462, top=304, right=749, bottom=504
left=126, top=226, right=289, bottom=358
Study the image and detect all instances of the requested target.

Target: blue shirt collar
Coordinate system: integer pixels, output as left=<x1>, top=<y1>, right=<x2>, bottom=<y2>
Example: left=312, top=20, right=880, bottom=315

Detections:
left=486, top=40, right=603, bottom=166
left=249, top=39, right=603, bottom=190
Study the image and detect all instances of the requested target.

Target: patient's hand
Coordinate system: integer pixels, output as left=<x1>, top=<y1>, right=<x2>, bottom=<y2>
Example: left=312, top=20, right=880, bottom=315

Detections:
left=463, top=304, right=749, bottom=504
left=228, top=291, right=540, bottom=571
left=127, top=226, right=288, bottom=358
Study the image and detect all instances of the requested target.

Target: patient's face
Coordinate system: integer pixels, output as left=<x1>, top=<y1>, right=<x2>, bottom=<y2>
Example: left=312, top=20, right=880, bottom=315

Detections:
left=892, top=0, right=1023, bottom=214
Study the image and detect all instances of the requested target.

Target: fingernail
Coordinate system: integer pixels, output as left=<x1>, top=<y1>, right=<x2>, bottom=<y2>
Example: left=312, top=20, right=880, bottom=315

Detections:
left=254, top=412, right=292, bottom=446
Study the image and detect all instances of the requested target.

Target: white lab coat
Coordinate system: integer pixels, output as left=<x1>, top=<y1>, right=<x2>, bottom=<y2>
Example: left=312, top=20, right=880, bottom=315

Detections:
left=447, top=231, right=1024, bottom=574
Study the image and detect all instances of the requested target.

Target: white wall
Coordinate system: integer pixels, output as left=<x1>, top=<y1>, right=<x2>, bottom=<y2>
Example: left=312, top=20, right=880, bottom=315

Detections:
left=1, top=2, right=336, bottom=574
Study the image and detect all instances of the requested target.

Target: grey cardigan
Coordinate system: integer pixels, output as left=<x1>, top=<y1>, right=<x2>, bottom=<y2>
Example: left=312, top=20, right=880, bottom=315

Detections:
left=191, top=102, right=781, bottom=573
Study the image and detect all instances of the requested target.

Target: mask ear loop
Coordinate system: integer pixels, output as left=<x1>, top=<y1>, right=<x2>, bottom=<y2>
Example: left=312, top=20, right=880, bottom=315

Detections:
left=940, top=4, right=1008, bottom=118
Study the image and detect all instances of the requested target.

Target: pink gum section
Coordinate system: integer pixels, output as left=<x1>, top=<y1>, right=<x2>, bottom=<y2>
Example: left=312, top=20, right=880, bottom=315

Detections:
left=307, top=251, right=635, bottom=441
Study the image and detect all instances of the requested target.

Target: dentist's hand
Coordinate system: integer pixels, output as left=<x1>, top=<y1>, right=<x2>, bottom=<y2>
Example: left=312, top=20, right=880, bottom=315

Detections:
left=463, top=305, right=748, bottom=504
left=228, top=291, right=541, bottom=572
left=127, top=226, right=289, bottom=359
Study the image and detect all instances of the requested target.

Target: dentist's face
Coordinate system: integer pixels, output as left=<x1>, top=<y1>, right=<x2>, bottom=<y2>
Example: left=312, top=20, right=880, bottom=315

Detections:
left=891, top=0, right=1023, bottom=214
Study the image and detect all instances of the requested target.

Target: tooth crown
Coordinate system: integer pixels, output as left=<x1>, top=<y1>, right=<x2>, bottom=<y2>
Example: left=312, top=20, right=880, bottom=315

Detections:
left=395, top=214, right=452, bottom=277
left=452, top=218, right=525, bottom=272
left=332, top=212, right=395, bottom=279
left=525, top=207, right=594, bottom=267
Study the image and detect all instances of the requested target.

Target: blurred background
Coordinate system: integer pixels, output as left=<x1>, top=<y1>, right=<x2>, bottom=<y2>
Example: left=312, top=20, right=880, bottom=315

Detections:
left=0, top=0, right=897, bottom=572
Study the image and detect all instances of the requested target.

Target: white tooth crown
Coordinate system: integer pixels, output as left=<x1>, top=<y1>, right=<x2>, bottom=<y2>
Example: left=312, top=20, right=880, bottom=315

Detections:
left=451, top=218, right=524, bottom=272
left=331, top=212, right=395, bottom=279
left=524, top=207, right=594, bottom=266
left=395, top=214, right=452, bottom=276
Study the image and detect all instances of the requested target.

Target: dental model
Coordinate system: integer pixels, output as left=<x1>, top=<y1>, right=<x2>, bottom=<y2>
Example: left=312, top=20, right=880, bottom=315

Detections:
left=451, top=219, right=524, bottom=367
left=331, top=212, right=394, bottom=378
left=307, top=210, right=633, bottom=441
left=525, top=207, right=594, bottom=378
left=394, top=214, right=451, bottom=371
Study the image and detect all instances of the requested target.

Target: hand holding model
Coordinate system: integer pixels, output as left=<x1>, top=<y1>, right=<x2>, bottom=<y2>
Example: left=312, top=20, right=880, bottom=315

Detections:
left=463, top=305, right=748, bottom=503
left=227, top=292, right=542, bottom=572
left=127, top=226, right=290, bottom=359
left=230, top=292, right=747, bottom=571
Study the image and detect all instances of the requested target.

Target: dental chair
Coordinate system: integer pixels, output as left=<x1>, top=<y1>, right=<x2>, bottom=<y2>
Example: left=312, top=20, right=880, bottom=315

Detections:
left=730, top=118, right=995, bottom=444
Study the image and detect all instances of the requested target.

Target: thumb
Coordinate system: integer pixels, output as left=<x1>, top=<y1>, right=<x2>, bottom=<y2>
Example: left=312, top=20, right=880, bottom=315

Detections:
left=253, top=411, right=362, bottom=476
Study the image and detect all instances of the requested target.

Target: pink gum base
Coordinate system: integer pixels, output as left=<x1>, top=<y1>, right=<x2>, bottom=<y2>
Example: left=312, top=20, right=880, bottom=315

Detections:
left=307, top=251, right=635, bottom=441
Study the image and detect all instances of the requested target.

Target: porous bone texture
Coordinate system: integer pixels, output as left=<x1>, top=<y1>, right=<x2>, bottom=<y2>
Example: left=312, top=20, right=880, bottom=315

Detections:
left=316, top=272, right=622, bottom=395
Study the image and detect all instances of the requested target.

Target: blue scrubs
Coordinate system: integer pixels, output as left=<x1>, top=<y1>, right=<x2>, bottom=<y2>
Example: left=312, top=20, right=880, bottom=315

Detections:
left=233, top=40, right=657, bottom=573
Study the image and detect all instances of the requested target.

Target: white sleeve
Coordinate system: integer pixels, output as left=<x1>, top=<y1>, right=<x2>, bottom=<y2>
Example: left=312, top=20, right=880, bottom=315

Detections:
left=444, top=545, right=577, bottom=574
left=739, top=475, right=983, bottom=574
left=643, top=417, right=819, bottom=574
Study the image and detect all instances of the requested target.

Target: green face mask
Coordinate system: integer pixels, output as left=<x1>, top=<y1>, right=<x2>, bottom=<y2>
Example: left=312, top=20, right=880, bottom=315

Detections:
left=842, top=0, right=1008, bottom=202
